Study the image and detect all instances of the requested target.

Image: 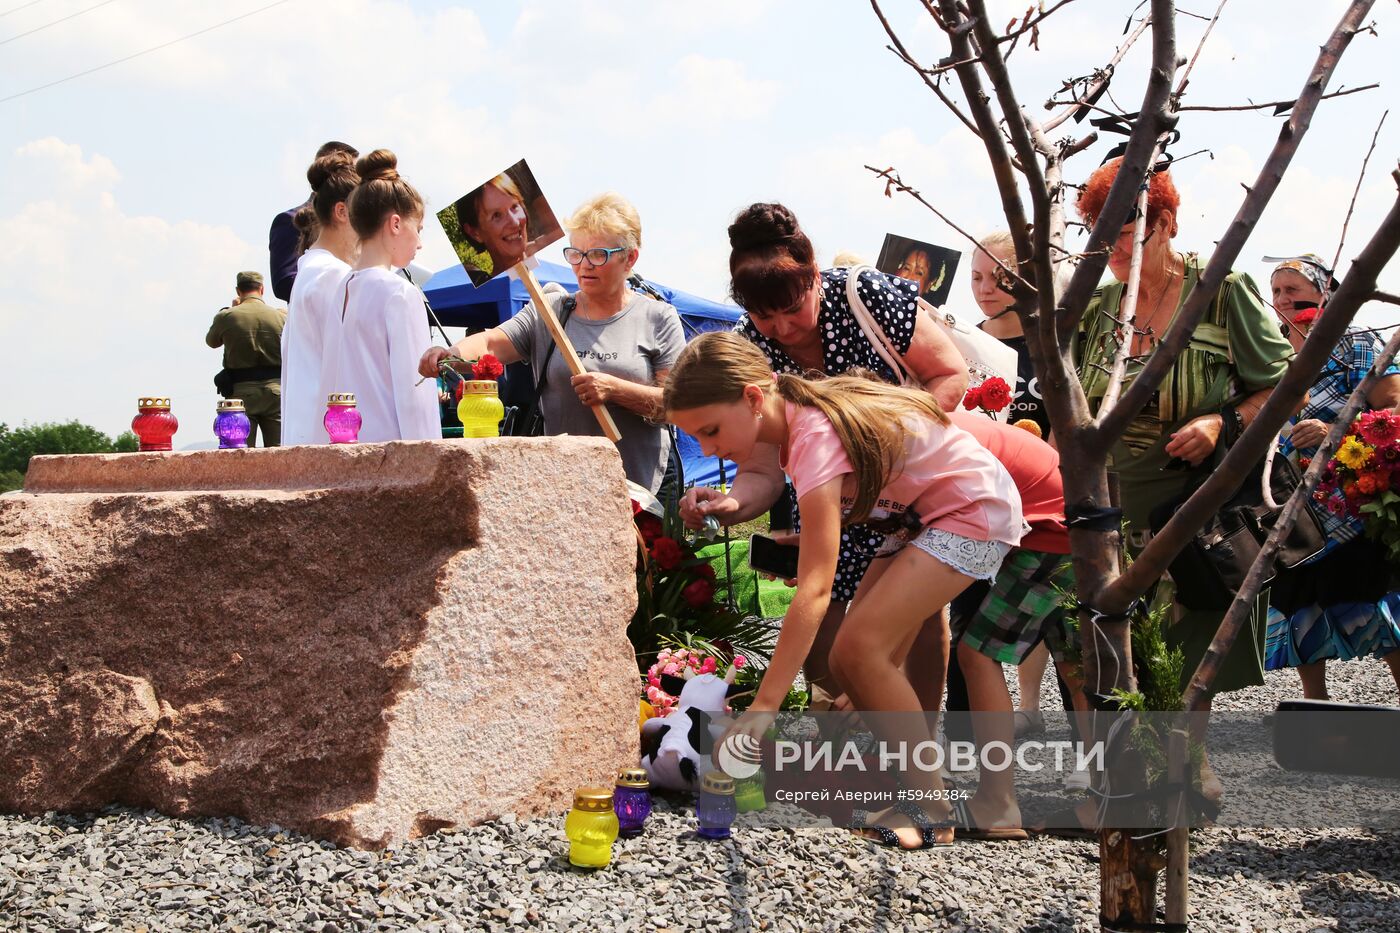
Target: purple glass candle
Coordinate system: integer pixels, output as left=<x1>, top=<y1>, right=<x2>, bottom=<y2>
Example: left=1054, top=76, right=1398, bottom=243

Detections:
left=213, top=400, right=252, bottom=448
left=614, top=768, right=652, bottom=838
left=696, top=772, right=737, bottom=840
left=324, top=393, right=362, bottom=444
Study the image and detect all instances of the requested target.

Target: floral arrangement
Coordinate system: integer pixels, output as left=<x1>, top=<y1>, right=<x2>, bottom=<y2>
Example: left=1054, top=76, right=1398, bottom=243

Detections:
left=630, top=498, right=777, bottom=680
left=961, top=376, right=1012, bottom=416
left=1311, top=409, right=1400, bottom=560
left=643, top=646, right=748, bottom=717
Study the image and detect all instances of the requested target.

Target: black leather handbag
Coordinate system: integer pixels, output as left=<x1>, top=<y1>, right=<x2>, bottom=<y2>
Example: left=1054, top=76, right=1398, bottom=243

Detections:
left=1149, top=407, right=1328, bottom=611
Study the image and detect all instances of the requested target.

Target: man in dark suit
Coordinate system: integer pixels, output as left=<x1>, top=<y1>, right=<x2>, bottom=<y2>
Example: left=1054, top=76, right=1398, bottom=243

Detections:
left=268, top=140, right=358, bottom=301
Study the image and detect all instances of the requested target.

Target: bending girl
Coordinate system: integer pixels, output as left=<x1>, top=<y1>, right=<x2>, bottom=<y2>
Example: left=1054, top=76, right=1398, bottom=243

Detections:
left=664, top=331, right=1024, bottom=849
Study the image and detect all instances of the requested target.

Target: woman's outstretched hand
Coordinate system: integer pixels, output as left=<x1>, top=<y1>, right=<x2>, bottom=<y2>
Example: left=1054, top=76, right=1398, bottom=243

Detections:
left=419, top=345, right=451, bottom=379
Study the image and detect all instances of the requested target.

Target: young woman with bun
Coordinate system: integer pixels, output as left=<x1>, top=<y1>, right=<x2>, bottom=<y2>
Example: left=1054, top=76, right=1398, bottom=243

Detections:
left=331, top=149, right=440, bottom=442
left=679, top=203, right=968, bottom=701
left=282, top=150, right=360, bottom=445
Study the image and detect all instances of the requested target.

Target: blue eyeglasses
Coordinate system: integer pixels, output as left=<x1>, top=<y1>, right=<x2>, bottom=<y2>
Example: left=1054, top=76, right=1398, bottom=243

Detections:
left=563, top=246, right=628, bottom=266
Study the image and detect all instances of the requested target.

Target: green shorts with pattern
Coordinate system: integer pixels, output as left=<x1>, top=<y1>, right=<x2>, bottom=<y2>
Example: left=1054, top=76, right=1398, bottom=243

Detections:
left=951, top=547, right=1075, bottom=665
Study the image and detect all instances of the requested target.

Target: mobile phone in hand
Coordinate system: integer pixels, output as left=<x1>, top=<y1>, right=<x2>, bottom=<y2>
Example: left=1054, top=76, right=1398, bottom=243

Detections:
left=749, top=533, right=800, bottom=580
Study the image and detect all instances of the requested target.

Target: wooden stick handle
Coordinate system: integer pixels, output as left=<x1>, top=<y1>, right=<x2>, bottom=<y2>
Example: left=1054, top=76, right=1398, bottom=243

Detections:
left=515, top=262, right=622, bottom=443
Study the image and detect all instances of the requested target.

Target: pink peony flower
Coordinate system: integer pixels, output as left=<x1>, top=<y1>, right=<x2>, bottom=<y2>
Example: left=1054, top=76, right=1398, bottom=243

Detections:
left=733, top=655, right=748, bottom=669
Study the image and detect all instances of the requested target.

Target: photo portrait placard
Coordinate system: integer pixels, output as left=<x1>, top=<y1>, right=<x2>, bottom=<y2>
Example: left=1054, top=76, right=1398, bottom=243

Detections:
left=875, top=233, right=961, bottom=308
left=437, top=159, right=563, bottom=287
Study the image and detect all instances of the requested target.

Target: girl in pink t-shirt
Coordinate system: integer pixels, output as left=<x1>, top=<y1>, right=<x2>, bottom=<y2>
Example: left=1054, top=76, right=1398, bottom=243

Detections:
left=665, top=332, right=1025, bottom=849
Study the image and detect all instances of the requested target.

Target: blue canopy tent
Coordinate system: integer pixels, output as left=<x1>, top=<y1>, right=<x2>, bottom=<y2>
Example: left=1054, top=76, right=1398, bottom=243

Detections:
left=422, top=262, right=742, bottom=489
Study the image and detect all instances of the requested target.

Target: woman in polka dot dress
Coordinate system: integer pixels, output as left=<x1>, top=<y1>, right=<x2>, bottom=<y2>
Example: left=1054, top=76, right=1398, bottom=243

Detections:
left=679, top=202, right=968, bottom=700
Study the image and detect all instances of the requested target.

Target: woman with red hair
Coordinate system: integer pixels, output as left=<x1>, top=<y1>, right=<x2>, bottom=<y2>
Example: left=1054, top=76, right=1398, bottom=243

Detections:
left=1072, top=158, right=1295, bottom=802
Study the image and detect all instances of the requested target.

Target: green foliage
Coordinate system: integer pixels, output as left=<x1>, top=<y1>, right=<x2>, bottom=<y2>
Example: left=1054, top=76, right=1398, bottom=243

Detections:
left=631, top=498, right=779, bottom=676
left=0, top=420, right=132, bottom=475
left=436, top=202, right=493, bottom=278
left=0, top=469, right=23, bottom=493
left=112, top=431, right=140, bottom=453
left=1360, top=490, right=1400, bottom=563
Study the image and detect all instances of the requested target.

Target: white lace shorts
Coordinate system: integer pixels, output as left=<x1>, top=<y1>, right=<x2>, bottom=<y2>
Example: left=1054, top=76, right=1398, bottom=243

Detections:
left=874, top=526, right=1011, bottom=581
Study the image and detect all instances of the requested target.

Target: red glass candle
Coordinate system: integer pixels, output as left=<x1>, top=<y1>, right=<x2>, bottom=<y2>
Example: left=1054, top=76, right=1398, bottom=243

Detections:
left=132, top=397, right=178, bottom=451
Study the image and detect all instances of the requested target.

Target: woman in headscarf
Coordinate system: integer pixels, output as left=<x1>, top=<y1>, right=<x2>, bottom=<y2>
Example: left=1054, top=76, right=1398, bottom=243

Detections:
left=1264, top=253, right=1400, bottom=699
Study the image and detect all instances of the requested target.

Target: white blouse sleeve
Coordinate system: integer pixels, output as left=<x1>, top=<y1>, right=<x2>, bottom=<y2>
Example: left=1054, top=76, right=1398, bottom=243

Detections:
left=387, top=279, right=443, bottom=441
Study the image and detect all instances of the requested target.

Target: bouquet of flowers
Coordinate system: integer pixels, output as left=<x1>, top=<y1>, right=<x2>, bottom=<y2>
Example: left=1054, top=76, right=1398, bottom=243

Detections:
left=961, top=376, right=1012, bottom=417
left=630, top=497, right=777, bottom=679
left=642, top=646, right=748, bottom=718
left=1311, top=409, right=1400, bottom=560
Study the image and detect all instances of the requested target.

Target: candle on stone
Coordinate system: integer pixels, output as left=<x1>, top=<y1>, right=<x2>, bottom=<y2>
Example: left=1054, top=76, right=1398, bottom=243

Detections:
left=565, top=786, right=619, bottom=868
left=323, top=393, right=362, bottom=444
left=696, top=772, right=737, bottom=840
left=613, top=768, right=652, bottom=838
left=131, top=397, right=178, bottom=451
left=213, top=399, right=252, bottom=449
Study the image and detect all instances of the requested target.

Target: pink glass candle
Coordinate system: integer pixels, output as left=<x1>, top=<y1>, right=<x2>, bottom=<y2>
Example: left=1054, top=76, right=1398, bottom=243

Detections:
left=324, top=393, right=362, bottom=444
left=132, top=397, right=178, bottom=451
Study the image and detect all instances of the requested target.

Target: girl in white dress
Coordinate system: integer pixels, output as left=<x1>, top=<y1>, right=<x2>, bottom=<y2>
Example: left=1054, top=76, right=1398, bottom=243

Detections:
left=282, top=151, right=359, bottom=444
left=333, top=149, right=440, bottom=443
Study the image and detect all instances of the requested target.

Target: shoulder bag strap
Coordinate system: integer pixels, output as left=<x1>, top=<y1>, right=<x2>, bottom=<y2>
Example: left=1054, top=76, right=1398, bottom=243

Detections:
left=843, top=265, right=916, bottom=385
left=534, top=293, right=575, bottom=394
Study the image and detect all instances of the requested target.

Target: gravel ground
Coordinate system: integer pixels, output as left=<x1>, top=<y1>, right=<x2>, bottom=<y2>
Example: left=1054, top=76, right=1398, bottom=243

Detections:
left=2, top=661, right=1397, bottom=932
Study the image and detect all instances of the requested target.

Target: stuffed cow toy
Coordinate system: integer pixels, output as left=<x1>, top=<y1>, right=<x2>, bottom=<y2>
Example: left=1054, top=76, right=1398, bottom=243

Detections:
left=640, top=666, right=740, bottom=791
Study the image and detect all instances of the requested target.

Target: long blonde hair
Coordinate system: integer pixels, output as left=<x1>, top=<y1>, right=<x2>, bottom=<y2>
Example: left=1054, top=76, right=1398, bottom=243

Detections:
left=664, top=332, right=948, bottom=525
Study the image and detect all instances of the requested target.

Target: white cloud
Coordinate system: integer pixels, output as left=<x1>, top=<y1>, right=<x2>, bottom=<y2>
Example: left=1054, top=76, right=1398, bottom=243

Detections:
left=0, top=140, right=256, bottom=438
left=649, top=55, right=781, bottom=125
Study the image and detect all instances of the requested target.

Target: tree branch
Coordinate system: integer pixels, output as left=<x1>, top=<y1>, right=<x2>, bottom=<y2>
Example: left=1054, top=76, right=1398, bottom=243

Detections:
left=1094, top=178, right=1156, bottom=416
left=862, top=165, right=1035, bottom=292
left=1331, top=110, right=1388, bottom=276
left=1183, top=317, right=1400, bottom=709
left=1170, top=0, right=1231, bottom=103
left=1175, top=83, right=1378, bottom=112
left=1101, top=170, right=1400, bottom=610
left=1373, top=290, right=1400, bottom=306
left=1055, top=0, right=1179, bottom=343
left=869, top=0, right=982, bottom=138
left=1091, top=0, right=1379, bottom=449
left=1043, top=16, right=1152, bottom=131
left=933, top=0, right=1032, bottom=258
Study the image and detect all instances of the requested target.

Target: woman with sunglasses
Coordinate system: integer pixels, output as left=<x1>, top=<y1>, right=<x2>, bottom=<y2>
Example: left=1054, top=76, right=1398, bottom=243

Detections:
left=420, top=192, right=684, bottom=492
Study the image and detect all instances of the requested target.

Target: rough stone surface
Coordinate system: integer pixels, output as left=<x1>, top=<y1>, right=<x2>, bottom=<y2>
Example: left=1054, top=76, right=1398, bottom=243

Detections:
left=0, top=438, right=639, bottom=849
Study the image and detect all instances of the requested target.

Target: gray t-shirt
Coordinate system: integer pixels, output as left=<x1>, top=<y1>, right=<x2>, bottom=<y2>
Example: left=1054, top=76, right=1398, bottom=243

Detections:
left=498, top=292, right=685, bottom=492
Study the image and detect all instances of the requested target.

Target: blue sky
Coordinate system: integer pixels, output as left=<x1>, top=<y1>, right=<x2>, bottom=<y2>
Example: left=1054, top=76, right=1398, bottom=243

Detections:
left=1, top=0, right=1396, bottom=439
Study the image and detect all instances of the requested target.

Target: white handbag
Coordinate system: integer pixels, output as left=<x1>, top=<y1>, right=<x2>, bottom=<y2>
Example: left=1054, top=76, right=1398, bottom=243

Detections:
left=844, top=265, right=1019, bottom=420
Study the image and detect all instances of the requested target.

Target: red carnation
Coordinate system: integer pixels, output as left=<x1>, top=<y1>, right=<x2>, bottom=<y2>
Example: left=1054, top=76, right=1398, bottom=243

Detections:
left=978, top=377, right=1012, bottom=413
left=637, top=514, right=663, bottom=547
left=651, top=536, right=684, bottom=570
left=694, top=562, right=717, bottom=582
left=472, top=354, right=505, bottom=381
left=682, top=578, right=715, bottom=608
left=962, top=385, right=983, bottom=411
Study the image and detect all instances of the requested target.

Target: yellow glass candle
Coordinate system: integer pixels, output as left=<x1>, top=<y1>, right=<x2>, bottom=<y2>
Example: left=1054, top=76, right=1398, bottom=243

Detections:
left=565, top=786, right=619, bottom=868
left=456, top=380, right=505, bottom=438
